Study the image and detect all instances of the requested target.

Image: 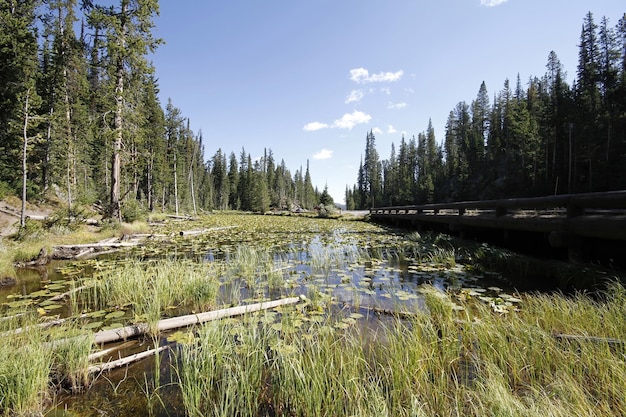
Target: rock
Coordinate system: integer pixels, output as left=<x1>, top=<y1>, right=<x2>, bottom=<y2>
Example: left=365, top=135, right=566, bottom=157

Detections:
left=0, top=276, right=17, bottom=287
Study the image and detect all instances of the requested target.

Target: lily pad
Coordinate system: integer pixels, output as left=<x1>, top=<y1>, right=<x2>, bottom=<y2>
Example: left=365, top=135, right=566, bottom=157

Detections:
left=83, top=321, right=103, bottom=330
left=105, top=310, right=126, bottom=320
left=46, top=283, right=67, bottom=291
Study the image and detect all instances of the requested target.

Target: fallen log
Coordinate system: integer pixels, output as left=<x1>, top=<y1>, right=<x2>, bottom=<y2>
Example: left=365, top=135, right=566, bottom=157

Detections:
left=167, top=214, right=195, bottom=221
left=49, top=284, right=92, bottom=302
left=88, top=345, right=169, bottom=374
left=74, top=248, right=96, bottom=259
left=94, top=295, right=305, bottom=344
left=88, top=341, right=136, bottom=362
left=54, top=242, right=141, bottom=249
left=96, top=237, right=120, bottom=245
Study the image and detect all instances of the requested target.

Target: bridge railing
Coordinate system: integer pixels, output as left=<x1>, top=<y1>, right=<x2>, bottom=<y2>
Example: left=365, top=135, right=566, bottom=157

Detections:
left=370, top=190, right=626, bottom=218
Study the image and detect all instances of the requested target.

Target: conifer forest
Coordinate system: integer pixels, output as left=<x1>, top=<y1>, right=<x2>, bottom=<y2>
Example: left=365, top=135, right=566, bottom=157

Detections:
left=0, top=0, right=322, bottom=220
left=0, top=3, right=624, bottom=215
left=347, top=12, right=626, bottom=210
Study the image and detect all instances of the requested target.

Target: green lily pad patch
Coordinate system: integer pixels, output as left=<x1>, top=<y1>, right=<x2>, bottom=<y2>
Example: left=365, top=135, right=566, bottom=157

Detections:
left=105, top=310, right=126, bottom=320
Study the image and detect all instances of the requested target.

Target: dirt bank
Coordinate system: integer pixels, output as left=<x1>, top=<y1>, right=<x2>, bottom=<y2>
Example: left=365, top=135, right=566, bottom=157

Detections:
left=0, top=199, right=51, bottom=238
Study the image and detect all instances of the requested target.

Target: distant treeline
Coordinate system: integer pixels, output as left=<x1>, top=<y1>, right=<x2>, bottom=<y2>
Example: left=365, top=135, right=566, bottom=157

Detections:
left=0, top=0, right=324, bottom=220
left=347, top=12, right=626, bottom=210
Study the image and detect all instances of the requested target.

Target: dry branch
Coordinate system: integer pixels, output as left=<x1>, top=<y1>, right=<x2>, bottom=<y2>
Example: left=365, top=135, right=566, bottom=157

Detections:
left=88, top=341, right=136, bottom=361
left=88, top=345, right=169, bottom=374
left=93, top=295, right=304, bottom=344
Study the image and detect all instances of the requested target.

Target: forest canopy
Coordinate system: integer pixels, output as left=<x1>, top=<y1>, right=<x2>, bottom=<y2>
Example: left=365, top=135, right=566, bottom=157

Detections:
left=0, top=0, right=323, bottom=220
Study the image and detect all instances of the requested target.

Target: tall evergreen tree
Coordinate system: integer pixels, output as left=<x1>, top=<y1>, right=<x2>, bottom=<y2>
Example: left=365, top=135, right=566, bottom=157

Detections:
left=85, top=0, right=161, bottom=220
left=0, top=0, right=41, bottom=195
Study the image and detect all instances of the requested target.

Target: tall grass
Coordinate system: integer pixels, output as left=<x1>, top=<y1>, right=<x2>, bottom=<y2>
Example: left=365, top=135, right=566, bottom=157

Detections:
left=0, top=315, right=53, bottom=416
left=0, top=315, right=93, bottom=416
left=178, top=283, right=626, bottom=416
left=86, top=260, right=220, bottom=334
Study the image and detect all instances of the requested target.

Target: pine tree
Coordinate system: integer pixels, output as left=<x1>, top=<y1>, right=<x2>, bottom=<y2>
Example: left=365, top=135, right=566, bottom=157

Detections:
left=227, top=151, right=238, bottom=209
left=0, top=0, right=41, bottom=195
left=251, top=160, right=270, bottom=213
left=85, top=0, right=161, bottom=220
left=575, top=11, right=601, bottom=191
left=139, top=76, right=165, bottom=211
left=303, top=160, right=315, bottom=209
left=211, top=149, right=229, bottom=210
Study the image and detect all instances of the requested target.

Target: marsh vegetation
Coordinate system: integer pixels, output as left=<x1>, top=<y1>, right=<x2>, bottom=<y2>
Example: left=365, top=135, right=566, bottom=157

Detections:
left=0, top=213, right=624, bottom=416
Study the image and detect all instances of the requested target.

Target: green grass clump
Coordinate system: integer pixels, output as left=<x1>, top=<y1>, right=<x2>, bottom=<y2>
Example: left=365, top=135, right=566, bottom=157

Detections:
left=0, top=312, right=96, bottom=414
left=87, top=259, right=220, bottom=334
left=0, top=316, right=54, bottom=416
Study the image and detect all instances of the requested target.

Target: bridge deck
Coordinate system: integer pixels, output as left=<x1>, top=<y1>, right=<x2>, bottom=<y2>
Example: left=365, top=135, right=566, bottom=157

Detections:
left=369, top=191, right=626, bottom=243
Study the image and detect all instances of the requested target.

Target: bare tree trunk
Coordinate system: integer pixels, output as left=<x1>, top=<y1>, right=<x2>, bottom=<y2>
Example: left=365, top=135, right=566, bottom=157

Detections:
left=147, top=155, right=153, bottom=211
left=188, top=142, right=197, bottom=215
left=174, top=152, right=179, bottom=216
left=44, top=107, right=53, bottom=192
left=110, top=2, right=127, bottom=222
left=21, top=90, right=31, bottom=228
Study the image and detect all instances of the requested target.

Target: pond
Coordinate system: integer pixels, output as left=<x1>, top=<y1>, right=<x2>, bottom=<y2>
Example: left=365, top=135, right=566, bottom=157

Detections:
left=1, top=213, right=523, bottom=417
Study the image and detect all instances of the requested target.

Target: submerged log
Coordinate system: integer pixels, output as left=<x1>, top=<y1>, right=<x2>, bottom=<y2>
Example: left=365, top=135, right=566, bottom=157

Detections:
left=88, top=345, right=170, bottom=374
left=48, top=284, right=92, bottom=302
left=178, top=226, right=238, bottom=236
left=93, top=295, right=305, bottom=344
left=88, top=341, right=137, bottom=362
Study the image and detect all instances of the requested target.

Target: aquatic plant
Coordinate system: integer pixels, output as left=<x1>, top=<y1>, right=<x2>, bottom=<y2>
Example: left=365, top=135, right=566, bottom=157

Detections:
left=87, top=260, right=220, bottom=335
left=0, top=314, right=52, bottom=416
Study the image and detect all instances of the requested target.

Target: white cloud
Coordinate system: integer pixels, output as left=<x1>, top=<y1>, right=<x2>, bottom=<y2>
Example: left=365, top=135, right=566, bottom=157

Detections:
left=372, top=127, right=383, bottom=135
left=387, top=102, right=407, bottom=110
left=331, top=111, right=372, bottom=130
left=349, top=68, right=404, bottom=84
left=380, top=87, right=391, bottom=95
left=387, top=125, right=397, bottom=134
left=313, top=148, right=333, bottom=160
left=303, top=121, right=329, bottom=132
left=480, top=0, right=508, bottom=6
left=345, top=89, right=365, bottom=104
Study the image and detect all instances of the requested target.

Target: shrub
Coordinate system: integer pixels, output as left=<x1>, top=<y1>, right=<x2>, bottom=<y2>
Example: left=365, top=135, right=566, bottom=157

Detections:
left=122, top=198, right=146, bottom=223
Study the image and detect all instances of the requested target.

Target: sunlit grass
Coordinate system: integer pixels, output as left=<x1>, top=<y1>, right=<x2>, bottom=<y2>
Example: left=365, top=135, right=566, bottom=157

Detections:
left=86, top=260, right=221, bottom=335
left=0, top=314, right=93, bottom=416
left=179, top=283, right=626, bottom=416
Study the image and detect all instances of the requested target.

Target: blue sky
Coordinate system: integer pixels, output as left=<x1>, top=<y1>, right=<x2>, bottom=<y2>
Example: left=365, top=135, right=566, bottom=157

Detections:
left=150, top=0, right=624, bottom=204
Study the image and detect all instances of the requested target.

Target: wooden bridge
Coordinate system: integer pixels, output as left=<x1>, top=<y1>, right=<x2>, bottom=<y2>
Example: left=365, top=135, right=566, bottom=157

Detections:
left=369, top=190, right=626, bottom=264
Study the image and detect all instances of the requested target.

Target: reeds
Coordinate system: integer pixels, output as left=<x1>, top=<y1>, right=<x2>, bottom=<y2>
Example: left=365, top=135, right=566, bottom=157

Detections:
left=86, top=260, right=221, bottom=334
left=0, top=314, right=93, bottom=416
left=178, top=283, right=626, bottom=416
left=0, top=315, right=53, bottom=416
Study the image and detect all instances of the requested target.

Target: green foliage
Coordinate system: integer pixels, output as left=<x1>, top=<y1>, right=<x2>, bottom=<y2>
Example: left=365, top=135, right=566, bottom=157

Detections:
left=14, top=217, right=44, bottom=241
left=0, top=181, right=13, bottom=199
left=122, top=198, right=146, bottom=223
